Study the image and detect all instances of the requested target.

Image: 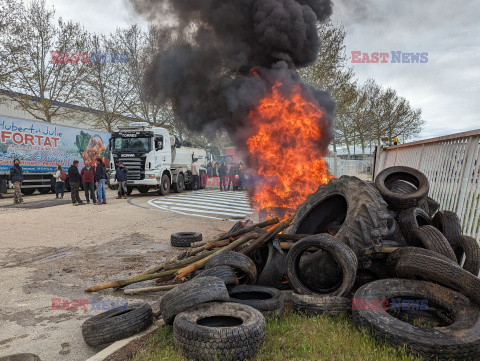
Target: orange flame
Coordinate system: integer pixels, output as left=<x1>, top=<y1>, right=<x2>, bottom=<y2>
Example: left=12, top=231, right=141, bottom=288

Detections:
left=246, top=82, right=332, bottom=219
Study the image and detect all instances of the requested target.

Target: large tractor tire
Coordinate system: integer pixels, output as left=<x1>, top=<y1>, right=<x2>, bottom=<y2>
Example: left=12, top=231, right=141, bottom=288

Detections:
left=287, top=176, right=393, bottom=256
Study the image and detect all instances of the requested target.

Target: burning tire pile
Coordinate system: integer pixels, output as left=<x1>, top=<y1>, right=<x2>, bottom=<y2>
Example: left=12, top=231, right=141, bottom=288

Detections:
left=83, top=166, right=480, bottom=361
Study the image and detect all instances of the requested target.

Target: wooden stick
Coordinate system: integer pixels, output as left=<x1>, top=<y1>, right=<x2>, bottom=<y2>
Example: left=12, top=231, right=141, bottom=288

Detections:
left=84, top=268, right=179, bottom=292
left=124, top=284, right=178, bottom=295
left=174, top=233, right=259, bottom=281
left=239, top=218, right=293, bottom=255
left=189, top=218, right=279, bottom=248
left=279, top=241, right=294, bottom=250
left=276, top=234, right=312, bottom=241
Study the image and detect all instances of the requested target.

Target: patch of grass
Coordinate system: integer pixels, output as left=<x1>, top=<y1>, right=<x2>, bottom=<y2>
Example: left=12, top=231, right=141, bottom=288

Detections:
left=131, top=312, right=421, bottom=361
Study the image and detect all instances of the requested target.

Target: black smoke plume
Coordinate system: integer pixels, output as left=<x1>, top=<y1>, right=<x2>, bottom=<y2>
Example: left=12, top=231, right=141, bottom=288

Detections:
left=130, top=0, right=336, bottom=154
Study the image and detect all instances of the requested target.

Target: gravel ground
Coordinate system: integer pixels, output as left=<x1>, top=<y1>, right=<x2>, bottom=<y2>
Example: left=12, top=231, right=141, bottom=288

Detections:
left=0, top=188, right=244, bottom=361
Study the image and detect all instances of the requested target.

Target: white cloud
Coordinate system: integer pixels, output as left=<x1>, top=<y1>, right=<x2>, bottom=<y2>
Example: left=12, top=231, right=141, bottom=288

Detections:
left=332, top=0, right=480, bottom=138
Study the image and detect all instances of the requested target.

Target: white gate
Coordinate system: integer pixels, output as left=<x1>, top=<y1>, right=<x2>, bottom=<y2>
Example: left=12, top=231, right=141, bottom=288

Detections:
left=374, top=129, right=480, bottom=241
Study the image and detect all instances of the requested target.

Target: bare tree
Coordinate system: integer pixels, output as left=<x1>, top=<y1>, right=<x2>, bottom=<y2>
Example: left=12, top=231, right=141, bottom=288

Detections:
left=0, top=0, right=21, bottom=87
left=1, top=0, right=88, bottom=122
left=118, top=25, right=176, bottom=128
left=81, top=32, right=129, bottom=131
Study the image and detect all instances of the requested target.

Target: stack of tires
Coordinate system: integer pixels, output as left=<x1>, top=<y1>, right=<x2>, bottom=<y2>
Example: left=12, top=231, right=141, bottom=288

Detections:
left=281, top=166, right=480, bottom=360
left=81, top=167, right=480, bottom=360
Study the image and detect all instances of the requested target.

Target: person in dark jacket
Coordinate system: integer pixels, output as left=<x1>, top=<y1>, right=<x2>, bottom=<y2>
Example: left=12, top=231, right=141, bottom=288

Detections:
left=10, top=158, right=24, bottom=204
left=95, top=158, right=107, bottom=205
left=68, top=160, right=84, bottom=206
left=81, top=161, right=96, bottom=204
left=218, top=162, right=227, bottom=191
left=115, top=163, right=128, bottom=199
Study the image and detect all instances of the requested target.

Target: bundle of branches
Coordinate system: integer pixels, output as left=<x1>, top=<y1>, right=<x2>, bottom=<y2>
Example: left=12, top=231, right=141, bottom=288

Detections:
left=84, top=217, right=292, bottom=294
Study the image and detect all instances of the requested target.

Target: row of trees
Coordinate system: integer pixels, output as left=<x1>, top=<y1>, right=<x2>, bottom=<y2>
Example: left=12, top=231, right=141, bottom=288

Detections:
left=0, top=0, right=182, bottom=133
left=0, top=0, right=424, bottom=151
left=301, top=23, right=424, bottom=156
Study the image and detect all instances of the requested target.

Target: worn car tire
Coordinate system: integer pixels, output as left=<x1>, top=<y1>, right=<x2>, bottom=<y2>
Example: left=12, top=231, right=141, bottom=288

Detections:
left=397, top=207, right=432, bottom=239
left=287, top=176, right=393, bottom=255
left=407, top=225, right=457, bottom=262
left=228, top=285, right=284, bottom=314
left=396, top=253, right=480, bottom=306
left=352, top=279, right=480, bottom=360
left=433, top=210, right=462, bottom=243
left=292, top=293, right=351, bottom=316
left=170, top=232, right=202, bottom=247
left=194, top=266, right=239, bottom=286
left=160, top=276, right=230, bottom=325
left=173, top=302, right=265, bottom=361
left=450, top=235, right=480, bottom=276
left=426, top=197, right=440, bottom=217
left=82, top=302, right=153, bottom=346
left=375, top=166, right=429, bottom=210
left=286, top=234, right=357, bottom=297
left=256, top=241, right=287, bottom=288
left=205, top=252, right=257, bottom=285
left=385, top=247, right=457, bottom=277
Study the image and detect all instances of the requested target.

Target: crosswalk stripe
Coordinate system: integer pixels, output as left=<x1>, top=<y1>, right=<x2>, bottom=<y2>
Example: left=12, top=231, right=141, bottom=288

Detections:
left=152, top=200, right=254, bottom=214
left=155, top=199, right=252, bottom=212
left=149, top=190, right=255, bottom=221
left=166, top=196, right=252, bottom=209
left=176, top=192, right=248, bottom=201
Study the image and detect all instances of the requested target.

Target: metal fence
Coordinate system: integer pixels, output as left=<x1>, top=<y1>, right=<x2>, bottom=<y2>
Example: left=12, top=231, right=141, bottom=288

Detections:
left=374, top=129, right=480, bottom=240
left=325, top=156, right=373, bottom=180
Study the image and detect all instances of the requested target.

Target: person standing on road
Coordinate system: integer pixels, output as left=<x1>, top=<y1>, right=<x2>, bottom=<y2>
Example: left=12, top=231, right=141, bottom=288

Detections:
left=191, top=158, right=200, bottom=190
left=115, top=162, right=128, bottom=199
left=68, top=160, right=84, bottom=206
left=53, top=165, right=66, bottom=199
left=227, top=163, right=237, bottom=191
left=81, top=161, right=96, bottom=204
left=10, top=158, right=24, bottom=204
left=218, top=162, right=227, bottom=191
left=95, top=158, right=107, bottom=205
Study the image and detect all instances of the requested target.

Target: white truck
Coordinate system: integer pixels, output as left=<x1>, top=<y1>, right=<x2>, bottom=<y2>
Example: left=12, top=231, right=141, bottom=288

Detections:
left=109, top=122, right=208, bottom=195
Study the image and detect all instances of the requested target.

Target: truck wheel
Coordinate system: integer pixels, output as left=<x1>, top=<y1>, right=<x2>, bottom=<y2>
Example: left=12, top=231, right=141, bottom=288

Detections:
left=157, top=174, right=170, bottom=196
left=127, top=187, right=133, bottom=196
left=138, top=186, right=149, bottom=194
left=184, top=171, right=193, bottom=190
left=172, top=174, right=185, bottom=193
left=38, top=187, right=51, bottom=194
left=21, top=188, right=35, bottom=195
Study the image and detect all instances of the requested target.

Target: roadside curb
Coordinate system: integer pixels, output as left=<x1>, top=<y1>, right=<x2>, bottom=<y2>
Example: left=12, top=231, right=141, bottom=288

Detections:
left=85, top=320, right=164, bottom=361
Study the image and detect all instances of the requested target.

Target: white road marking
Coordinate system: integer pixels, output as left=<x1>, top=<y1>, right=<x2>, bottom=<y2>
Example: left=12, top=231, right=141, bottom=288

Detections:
left=148, top=190, right=255, bottom=221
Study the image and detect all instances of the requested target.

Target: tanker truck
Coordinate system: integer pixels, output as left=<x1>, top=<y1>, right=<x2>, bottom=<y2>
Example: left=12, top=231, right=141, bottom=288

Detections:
left=109, top=122, right=208, bottom=195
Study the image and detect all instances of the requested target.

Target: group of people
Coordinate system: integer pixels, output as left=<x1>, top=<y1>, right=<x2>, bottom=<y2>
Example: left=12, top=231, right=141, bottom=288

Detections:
left=7, top=157, right=129, bottom=206
left=212, top=161, right=244, bottom=191
left=54, top=157, right=110, bottom=206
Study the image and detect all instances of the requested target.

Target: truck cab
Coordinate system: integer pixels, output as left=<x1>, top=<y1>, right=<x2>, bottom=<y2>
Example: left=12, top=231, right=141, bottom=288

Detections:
left=109, top=122, right=207, bottom=196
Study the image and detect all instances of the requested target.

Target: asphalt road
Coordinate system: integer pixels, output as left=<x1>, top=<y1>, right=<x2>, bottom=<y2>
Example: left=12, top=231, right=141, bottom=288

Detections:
left=0, top=188, right=253, bottom=361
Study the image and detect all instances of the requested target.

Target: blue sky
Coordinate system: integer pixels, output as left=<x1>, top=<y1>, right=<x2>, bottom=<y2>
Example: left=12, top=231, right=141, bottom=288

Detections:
left=42, top=0, right=480, bottom=140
